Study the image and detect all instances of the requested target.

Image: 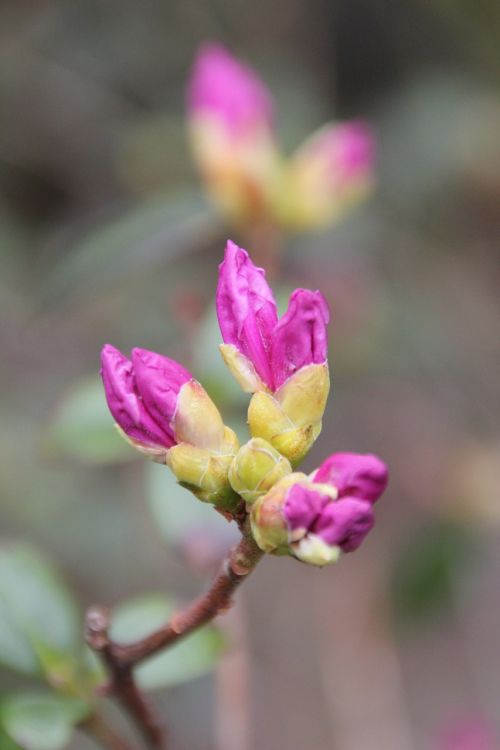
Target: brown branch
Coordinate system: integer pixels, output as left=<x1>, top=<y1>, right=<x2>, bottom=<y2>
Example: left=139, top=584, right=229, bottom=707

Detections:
left=115, top=530, right=263, bottom=668
left=85, top=607, right=166, bottom=750
left=85, top=526, right=263, bottom=749
left=80, top=711, right=139, bottom=750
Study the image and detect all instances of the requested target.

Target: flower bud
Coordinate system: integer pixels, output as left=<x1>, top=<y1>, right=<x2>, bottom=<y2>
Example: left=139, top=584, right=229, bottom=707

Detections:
left=187, top=45, right=279, bottom=225
left=282, top=121, right=376, bottom=230
left=250, top=473, right=307, bottom=554
left=167, top=426, right=240, bottom=511
left=100, top=344, right=240, bottom=508
left=228, top=438, right=292, bottom=505
left=217, top=242, right=330, bottom=464
left=247, top=363, right=329, bottom=466
left=250, top=451, right=387, bottom=566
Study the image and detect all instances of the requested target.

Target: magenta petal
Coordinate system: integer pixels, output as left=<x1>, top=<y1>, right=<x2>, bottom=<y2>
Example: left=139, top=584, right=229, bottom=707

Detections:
left=313, top=497, right=374, bottom=552
left=314, top=452, right=388, bottom=504
left=100, top=345, right=173, bottom=448
left=310, top=121, right=375, bottom=184
left=216, top=240, right=278, bottom=388
left=131, top=348, right=192, bottom=434
left=284, top=484, right=329, bottom=534
left=270, top=289, right=329, bottom=389
left=187, top=44, right=273, bottom=138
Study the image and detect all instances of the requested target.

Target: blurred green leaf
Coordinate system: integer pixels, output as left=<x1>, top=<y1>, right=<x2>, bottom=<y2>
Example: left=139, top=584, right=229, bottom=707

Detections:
left=1, top=693, right=90, bottom=750
left=110, top=593, right=224, bottom=691
left=0, top=728, right=22, bottom=750
left=147, top=463, right=238, bottom=550
left=46, top=377, right=132, bottom=465
left=0, top=543, right=80, bottom=676
left=43, top=194, right=217, bottom=303
left=391, top=521, right=471, bottom=625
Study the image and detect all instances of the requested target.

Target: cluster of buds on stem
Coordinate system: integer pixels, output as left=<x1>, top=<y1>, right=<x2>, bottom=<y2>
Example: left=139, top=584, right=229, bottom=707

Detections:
left=101, top=241, right=388, bottom=566
left=187, top=44, right=375, bottom=230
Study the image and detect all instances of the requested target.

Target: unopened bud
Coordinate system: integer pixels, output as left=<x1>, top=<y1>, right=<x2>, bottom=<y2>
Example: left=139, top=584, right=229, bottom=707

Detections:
left=250, top=473, right=307, bottom=553
left=167, top=426, right=240, bottom=511
left=229, top=438, right=292, bottom=505
left=248, top=363, right=329, bottom=466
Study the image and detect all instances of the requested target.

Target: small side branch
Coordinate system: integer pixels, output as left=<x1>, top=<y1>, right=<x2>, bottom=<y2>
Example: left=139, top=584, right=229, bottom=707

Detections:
left=115, top=531, right=263, bottom=668
left=85, top=607, right=166, bottom=750
left=85, top=528, right=263, bottom=749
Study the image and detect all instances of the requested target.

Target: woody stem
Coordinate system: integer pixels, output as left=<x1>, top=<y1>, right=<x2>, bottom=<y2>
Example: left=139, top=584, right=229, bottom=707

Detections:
left=85, top=522, right=263, bottom=749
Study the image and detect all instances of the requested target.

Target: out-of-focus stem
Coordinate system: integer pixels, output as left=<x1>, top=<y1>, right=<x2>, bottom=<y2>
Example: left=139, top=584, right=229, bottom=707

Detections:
left=80, top=711, right=138, bottom=750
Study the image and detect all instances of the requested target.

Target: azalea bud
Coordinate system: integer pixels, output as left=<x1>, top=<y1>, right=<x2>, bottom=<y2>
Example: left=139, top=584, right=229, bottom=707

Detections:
left=248, top=362, right=329, bottom=466
left=167, top=426, right=240, bottom=511
left=250, top=451, right=387, bottom=566
left=217, top=242, right=330, bottom=464
left=228, top=438, right=292, bottom=505
left=282, top=121, right=376, bottom=230
left=100, top=344, right=240, bottom=508
left=250, top=473, right=307, bottom=554
left=187, top=44, right=279, bottom=224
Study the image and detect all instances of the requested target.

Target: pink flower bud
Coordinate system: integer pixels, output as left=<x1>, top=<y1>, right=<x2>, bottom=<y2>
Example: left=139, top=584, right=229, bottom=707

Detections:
left=251, top=450, right=386, bottom=565
left=284, top=484, right=374, bottom=555
left=131, top=347, right=192, bottom=432
left=285, top=120, right=376, bottom=230
left=100, top=344, right=177, bottom=454
left=217, top=241, right=329, bottom=392
left=187, top=43, right=273, bottom=140
left=313, top=452, right=388, bottom=504
left=217, top=241, right=330, bottom=464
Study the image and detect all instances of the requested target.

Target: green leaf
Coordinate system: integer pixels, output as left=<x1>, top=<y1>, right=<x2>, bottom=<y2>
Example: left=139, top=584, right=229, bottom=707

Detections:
left=42, top=193, right=215, bottom=303
left=45, top=377, right=132, bottom=465
left=0, top=728, right=22, bottom=749
left=0, top=543, right=80, bottom=676
left=391, top=521, right=472, bottom=625
left=1, top=693, right=90, bottom=750
left=147, top=463, right=239, bottom=550
left=110, top=593, right=224, bottom=691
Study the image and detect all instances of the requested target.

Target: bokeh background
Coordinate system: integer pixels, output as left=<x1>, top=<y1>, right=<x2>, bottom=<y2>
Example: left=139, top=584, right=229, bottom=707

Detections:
left=1, top=1, right=500, bottom=749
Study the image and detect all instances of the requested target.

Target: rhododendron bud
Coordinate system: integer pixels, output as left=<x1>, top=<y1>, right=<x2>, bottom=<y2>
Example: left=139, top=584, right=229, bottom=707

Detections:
left=187, top=44, right=279, bottom=224
left=229, top=438, right=292, bottom=505
left=217, top=241, right=330, bottom=465
left=100, top=345, right=239, bottom=508
left=167, top=426, right=240, bottom=510
left=313, top=451, right=388, bottom=504
left=250, top=451, right=387, bottom=566
left=283, top=121, right=376, bottom=230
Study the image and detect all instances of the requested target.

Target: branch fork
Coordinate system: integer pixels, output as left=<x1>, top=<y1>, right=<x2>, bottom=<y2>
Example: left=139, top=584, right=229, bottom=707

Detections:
left=85, top=524, right=263, bottom=749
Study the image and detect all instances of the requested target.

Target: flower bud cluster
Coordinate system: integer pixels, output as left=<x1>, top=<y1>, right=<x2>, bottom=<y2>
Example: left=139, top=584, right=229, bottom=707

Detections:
left=100, top=241, right=388, bottom=566
left=187, top=44, right=375, bottom=230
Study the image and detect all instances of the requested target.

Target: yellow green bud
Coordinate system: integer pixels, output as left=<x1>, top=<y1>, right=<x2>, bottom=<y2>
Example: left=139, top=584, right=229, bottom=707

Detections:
left=248, top=363, right=330, bottom=466
left=228, top=438, right=292, bottom=505
left=167, top=426, right=240, bottom=511
left=250, top=473, right=307, bottom=553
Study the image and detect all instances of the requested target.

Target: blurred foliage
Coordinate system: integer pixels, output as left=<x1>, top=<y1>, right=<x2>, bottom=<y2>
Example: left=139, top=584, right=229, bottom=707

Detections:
left=46, top=378, right=131, bottom=465
left=391, top=522, right=473, bottom=625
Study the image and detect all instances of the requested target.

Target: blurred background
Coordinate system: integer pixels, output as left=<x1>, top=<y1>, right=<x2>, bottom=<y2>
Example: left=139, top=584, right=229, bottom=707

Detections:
left=1, top=1, right=499, bottom=749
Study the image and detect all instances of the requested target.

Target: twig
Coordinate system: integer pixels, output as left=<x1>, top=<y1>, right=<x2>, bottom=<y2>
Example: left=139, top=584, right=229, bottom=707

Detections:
left=85, top=607, right=166, bottom=750
left=85, top=525, right=263, bottom=748
left=80, top=711, right=138, bottom=750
